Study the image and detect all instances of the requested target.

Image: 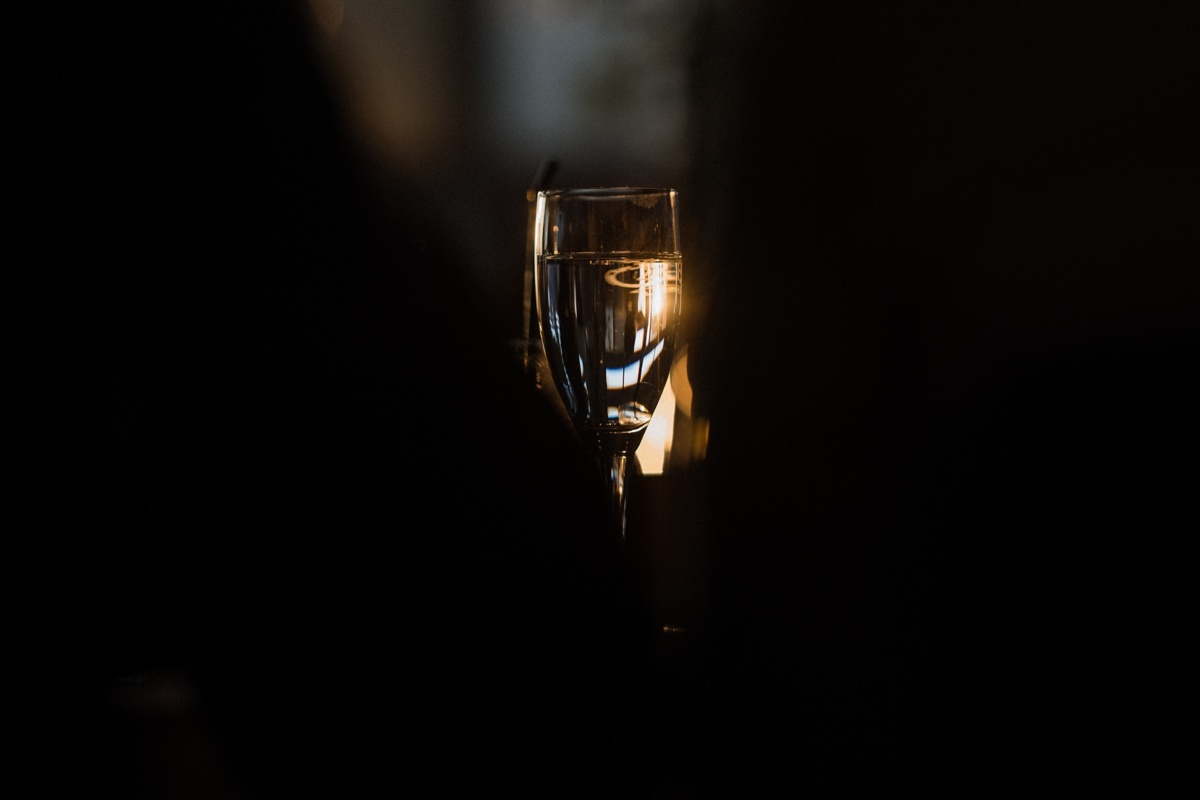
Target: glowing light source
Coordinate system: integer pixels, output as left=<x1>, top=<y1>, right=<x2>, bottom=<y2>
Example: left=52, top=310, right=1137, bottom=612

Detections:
left=636, top=376, right=676, bottom=475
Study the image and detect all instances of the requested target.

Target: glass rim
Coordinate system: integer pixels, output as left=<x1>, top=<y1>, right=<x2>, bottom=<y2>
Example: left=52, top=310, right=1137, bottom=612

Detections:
left=537, top=187, right=677, bottom=198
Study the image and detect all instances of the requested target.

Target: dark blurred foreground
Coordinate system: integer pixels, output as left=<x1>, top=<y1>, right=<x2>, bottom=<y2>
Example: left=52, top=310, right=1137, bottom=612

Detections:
left=11, top=2, right=1198, bottom=797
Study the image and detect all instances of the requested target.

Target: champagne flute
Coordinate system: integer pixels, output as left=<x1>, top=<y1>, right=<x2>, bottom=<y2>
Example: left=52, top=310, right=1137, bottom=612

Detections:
left=534, top=187, right=683, bottom=545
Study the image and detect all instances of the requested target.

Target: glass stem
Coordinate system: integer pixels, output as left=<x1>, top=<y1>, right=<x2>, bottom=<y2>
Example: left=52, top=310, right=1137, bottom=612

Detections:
left=600, top=453, right=629, bottom=546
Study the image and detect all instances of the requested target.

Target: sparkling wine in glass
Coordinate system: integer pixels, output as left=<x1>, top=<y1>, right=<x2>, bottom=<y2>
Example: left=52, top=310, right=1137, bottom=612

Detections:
left=534, top=187, right=683, bottom=545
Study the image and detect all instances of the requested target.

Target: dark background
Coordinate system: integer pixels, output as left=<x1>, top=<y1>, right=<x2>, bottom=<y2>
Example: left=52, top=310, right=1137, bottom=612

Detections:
left=12, top=1, right=1197, bottom=796
left=683, top=3, right=1197, bottom=794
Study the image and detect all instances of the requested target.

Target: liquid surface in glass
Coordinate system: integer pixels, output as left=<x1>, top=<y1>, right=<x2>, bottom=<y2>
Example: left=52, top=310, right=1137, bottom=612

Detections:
left=537, top=254, right=682, bottom=456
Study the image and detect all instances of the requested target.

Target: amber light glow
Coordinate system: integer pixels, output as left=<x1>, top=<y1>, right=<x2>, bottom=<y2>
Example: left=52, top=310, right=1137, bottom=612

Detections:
left=636, top=348, right=708, bottom=474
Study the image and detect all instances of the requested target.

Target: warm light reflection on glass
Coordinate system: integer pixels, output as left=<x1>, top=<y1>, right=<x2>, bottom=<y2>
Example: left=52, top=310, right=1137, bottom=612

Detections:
left=603, top=259, right=673, bottom=392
